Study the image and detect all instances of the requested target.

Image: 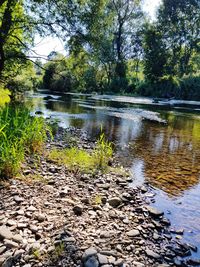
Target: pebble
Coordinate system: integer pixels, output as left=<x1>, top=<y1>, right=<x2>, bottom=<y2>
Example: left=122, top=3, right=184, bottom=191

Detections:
left=0, top=226, right=13, bottom=240
left=108, top=197, right=122, bottom=208
left=127, top=229, right=140, bottom=237
left=145, top=249, right=161, bottom=259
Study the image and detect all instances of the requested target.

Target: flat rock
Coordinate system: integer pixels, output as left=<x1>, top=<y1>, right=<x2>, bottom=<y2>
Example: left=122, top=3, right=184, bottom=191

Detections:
left=145, top=249, right=161, bottom=259
left=0, top=226, right=13, bottom=240
left=133, top=262, right=145, bottom=267
left=145, top=206, right=164, bottom=217
left=97, top=253, right=108, bottom=265
left=127, top=229, right=140, bottom=237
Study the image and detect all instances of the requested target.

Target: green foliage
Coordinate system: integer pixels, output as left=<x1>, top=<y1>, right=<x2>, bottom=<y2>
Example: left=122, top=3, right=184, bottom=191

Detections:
left=0, top=88, right=11, bottom=106
left=178, top=76, right=200, bottom=100
left=0, top=105, right=49, bottom=178
left=143, top=24, right=168, bottom=83
left=48, top=132, right=113, bottom=174
left=94, top=132, right=113, bottom=170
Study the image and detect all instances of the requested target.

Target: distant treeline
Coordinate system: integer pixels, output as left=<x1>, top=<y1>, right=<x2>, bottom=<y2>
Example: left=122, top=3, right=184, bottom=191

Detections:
left=0, top=0, right=200, bottom=100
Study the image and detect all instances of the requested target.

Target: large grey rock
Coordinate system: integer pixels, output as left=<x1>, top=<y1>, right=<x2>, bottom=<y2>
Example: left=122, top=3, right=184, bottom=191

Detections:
left=145, top=206, right=164, bottom=217
left=84, top=255, right=99, bottom=267
left=82, top=247, right=97, bottom=262
left=97, top=253, right=108, bottom=265
left=0, top=226, right=13, bottom=240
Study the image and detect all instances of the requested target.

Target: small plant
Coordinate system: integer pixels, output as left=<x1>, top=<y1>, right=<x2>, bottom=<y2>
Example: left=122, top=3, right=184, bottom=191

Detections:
left=54, top=242, right=65, bottom=258
left=48, top=131, right=113, bottom=174
left=32, top=249, right=41, bottom=259
left=49, top=147, right=94, bottom=173
left=94, top=131, right=113, bottom=171
left=93, top=194, right=102, bottom=205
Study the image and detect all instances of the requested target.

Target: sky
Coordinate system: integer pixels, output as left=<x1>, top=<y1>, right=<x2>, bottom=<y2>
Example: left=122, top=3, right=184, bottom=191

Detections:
left=32, top=0, right=162, bottom=60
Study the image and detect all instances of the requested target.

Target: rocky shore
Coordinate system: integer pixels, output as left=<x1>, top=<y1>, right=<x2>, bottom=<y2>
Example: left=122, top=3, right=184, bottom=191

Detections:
left=0, top=127, right=199, bottom=267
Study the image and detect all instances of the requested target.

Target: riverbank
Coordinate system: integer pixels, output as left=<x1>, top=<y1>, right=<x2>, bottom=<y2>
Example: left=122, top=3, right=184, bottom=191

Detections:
left=0, top=127, right=199, bottom=267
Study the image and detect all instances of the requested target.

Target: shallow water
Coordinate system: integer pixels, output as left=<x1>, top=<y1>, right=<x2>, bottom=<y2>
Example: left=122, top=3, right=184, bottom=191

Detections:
left=27, top=90, right=200, bottom=257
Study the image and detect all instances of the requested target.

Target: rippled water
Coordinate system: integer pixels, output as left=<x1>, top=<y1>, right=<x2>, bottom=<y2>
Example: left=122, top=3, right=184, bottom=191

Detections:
left=26, top=90, right=200, bottom=257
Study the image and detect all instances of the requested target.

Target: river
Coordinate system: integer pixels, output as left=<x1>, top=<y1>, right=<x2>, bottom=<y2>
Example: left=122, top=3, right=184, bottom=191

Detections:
left=26, top=90, right=200, bottom=258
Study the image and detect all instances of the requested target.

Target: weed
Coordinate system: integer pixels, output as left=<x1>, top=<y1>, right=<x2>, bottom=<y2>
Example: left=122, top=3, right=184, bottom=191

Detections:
left=48, top=131, right=113, bottom=174
left=93, top=195, right=102, bottom=205
left=32, top=249, right=41, bottom=259
left=54, top=242, right=65, bottom=258
left=94, top=132, right=113, bottom=171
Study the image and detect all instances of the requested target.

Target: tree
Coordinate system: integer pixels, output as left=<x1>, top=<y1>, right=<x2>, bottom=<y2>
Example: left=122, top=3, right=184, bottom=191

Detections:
left=157, top=0, right=200, bottom=77
left=143, top=24, right=168, bottom=82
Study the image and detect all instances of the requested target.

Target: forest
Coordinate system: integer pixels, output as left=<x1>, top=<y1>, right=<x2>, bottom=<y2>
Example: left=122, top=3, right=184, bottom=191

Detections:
left=0, top=0, right=200, bottom=100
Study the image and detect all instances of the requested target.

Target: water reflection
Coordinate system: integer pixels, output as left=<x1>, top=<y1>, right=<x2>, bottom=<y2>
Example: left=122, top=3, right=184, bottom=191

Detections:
left=26, top=91, right=200, bottom=198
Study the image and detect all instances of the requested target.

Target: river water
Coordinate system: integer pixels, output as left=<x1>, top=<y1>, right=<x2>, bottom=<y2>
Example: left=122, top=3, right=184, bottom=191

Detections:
left=27, top=90, right=200, bottom=258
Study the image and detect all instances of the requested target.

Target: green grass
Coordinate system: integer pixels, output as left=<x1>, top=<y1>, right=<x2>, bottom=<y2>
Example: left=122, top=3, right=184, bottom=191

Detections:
left=0, top=88, right=11, bottom=107
left=0, top=105, right=50, bottom=178
left=48, top=132, right=113, bottom=174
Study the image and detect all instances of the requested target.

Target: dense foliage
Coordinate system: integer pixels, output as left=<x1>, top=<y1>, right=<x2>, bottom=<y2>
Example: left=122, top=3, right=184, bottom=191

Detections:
left=0, top=0, right=199, bottom=99
left=0, top=105, right=49, bottom=178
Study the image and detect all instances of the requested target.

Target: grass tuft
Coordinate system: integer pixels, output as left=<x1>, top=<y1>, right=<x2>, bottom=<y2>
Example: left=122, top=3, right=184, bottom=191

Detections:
left=48, top=133, right=113, bottom=174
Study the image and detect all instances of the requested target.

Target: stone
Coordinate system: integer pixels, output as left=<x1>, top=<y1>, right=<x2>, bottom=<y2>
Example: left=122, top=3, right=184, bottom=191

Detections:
left=6, top=220, right=17, bottom=227
left=17, top=223, right=27, bottom=229
left=73, top=205, right=83, bottom=216
left=36, top=214, right=46, bottom=222
left=13, top=196, right=24, bottom=203
left=108, top=197, right=122, bottom=208
left=145, top=206, right=164, bottom=217
left=97, top=253, right=108, bottom=265
left=0, top=226, right=13, bottom=240
left=145, top=249, right=161, bottom=259
left=12, top=234, right=23, bottom=243
left=170, top=228, right=184, bottom=235
left=29, top=225, right=38, bottom=233
left=4, top=239, right=19, bottom=248
left=0, top=246, right=6, bottom=254
left=82, top=247, right=97, bottom=262
left=84, top=255, right=99, bottom=267
left=2, top=256, right=14, bottom=267
left=27, top=206, right=37, bottom=212
left=133, top=262, right=145, bottom=267
left=114, top=258, right=124, bottom=266
left=127, top=229, right=140, bottom=237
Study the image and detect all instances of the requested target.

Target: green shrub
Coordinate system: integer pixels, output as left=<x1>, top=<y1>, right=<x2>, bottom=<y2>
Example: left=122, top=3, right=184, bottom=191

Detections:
left=179, top=76, right=200, bottom=100
left=0, top=105, right=49, bottom=178
left=0, top=88, right=11, bottom=107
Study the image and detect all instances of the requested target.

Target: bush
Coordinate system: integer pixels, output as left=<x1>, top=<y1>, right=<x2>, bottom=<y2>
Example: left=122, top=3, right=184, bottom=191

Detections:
left=179, top=76, right=200, bottom=100
left=0, top=105, right=50, bottom=178
left=137, top=76, right=180, bottom=98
